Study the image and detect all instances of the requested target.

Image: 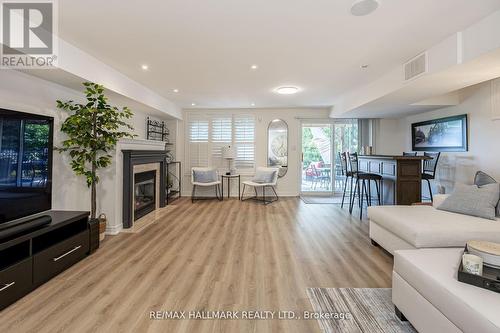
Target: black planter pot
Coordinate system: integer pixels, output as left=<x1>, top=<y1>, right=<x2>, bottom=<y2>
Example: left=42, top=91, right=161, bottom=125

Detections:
left=88, top=218, right=100, bottom=253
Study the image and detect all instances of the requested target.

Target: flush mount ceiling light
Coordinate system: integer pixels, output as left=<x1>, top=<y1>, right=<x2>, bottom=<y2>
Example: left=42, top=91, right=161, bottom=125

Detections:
left=250, top=64, right=258, bottom=70
left=275, top=86, right=300, bottom=95
left=141, top=64, right=149, bottom=70
left=350, top=0, right=379, bottom=16
left=191, top=103, right=196, bottom=106
left=173, top=89, right=179, bottom=93
left=251, top=103, right=256, bottom=106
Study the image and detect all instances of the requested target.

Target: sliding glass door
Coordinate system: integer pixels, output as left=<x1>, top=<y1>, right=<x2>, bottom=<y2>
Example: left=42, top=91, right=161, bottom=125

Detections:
left=333, top=119, right=359, bottom=193
left=301, top=124, right=333, bottom=193
left=300, top=120, right=359, bottom=196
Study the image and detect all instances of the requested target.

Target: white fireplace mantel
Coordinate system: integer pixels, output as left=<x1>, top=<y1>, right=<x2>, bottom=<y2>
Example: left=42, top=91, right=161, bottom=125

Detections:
left=119, top=138, right=167, bottom=147
left=98, top=138, right=168, bottom=235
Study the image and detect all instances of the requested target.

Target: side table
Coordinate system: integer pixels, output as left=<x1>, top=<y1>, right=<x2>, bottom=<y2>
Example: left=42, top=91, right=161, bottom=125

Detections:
left=221, top=174, right=241, bottom=200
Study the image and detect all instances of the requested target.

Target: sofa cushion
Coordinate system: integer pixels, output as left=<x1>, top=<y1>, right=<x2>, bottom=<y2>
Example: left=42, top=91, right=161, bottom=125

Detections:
left=437, top=183, right=499, bottom=220
left=394, top=248, right=500, bottom=333
left=368, top=205, right=500, bottom=248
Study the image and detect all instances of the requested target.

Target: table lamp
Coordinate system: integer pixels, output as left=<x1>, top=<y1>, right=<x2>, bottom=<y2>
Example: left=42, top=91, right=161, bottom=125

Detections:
left=222, top=146, right=236, bottom=175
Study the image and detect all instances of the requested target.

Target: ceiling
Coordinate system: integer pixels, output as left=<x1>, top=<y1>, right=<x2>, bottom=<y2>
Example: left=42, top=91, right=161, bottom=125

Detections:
left=21, top=69, right=179, bottom=120
left=58, top=0, right=500, bottom=109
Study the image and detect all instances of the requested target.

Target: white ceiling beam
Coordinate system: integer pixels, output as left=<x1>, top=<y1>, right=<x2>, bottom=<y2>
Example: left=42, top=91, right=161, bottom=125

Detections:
left=331, top=9, right=500, bottom=118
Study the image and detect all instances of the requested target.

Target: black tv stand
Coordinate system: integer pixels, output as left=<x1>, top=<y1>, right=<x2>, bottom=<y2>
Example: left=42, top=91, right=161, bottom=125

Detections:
left=0, top=215, right=52, bottom=240
left=0, top=211, right=95, bottom=311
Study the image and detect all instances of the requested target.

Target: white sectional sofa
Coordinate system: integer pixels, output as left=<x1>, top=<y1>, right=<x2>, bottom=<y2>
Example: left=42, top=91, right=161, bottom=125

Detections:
left=393, top=248, right=500, bottom=333
left=368, top=195, right=500, bottom=255
left=369, top=194, right=500, bottom=332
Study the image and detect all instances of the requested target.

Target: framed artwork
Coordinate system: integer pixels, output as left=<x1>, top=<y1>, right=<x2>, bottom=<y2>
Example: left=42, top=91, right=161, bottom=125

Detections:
left=411, top=114, right=468, bottom=152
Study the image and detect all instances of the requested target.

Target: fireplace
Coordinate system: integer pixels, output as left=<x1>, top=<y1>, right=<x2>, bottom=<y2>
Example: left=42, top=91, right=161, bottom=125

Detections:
left=122, top=150, right=166, bottom=229
left=134, top=170, right=156, bottom=220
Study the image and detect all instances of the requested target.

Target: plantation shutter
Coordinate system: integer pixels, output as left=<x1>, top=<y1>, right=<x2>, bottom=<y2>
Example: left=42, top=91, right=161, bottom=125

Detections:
left=234, top=115, right=255, bottom=170
left=211, top=116, right=232, bottom=169
left=188, top=116, right=209, bottom=168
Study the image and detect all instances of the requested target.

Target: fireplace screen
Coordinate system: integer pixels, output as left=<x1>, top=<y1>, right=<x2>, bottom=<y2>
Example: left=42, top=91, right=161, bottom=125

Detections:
left=134, top=170, right=156, bottom=220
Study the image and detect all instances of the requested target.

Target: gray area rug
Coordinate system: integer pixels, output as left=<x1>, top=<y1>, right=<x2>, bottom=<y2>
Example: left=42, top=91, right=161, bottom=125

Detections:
left=307, top=288, right=416, bottom=333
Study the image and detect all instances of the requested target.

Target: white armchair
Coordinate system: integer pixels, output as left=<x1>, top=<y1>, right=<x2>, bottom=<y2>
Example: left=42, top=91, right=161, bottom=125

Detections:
left=241, top=167, right=280, bottom=205
left=191, top=167, right=222, bottom=203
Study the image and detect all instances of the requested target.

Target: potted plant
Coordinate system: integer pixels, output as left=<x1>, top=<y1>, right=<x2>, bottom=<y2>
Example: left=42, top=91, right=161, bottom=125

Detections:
left=56, top=82, right=135, bottom=243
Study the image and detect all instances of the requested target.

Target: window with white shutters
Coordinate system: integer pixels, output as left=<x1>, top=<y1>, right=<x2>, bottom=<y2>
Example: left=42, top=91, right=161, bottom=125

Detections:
left=234, top=115, right=255, bottom=170
left=211, top=116, right=232, bottom=169
left=188, top=117, right=209, bottom=168
left=185, top=113, right=255, bottom=172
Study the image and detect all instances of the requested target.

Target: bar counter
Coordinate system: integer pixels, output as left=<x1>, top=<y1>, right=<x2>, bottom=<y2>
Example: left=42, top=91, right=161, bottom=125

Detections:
left=358, top=155, right=430, bottom=205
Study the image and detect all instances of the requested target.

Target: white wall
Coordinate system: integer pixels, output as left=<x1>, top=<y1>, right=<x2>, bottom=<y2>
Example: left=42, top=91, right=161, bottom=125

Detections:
left=0, top=69, right=170, bottom=231
left=373, top=118, right=405, bottom=155
left=179, top=108, right=330, bottom=197
left=376, top=80, right=500, bottom=194
left=403, top=81, right=500, bottom=192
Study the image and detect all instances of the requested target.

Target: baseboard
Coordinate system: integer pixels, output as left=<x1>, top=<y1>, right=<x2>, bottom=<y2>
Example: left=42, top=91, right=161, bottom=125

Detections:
left=106, top=224, right=123, bottom=235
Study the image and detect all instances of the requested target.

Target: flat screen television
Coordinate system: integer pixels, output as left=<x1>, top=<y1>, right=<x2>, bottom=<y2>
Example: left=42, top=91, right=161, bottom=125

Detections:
left=0, top=108, right=53, bottom=227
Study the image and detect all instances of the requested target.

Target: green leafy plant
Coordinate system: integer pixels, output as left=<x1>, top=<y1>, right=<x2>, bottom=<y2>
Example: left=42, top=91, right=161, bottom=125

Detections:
left=56, top=82, right=135, bottom=219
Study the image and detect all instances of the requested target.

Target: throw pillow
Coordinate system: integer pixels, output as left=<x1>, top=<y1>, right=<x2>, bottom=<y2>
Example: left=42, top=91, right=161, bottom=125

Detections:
left=252, top=170, right=276, bottom=184
left=437, top=183, right=500, bottom=220
left=474, top=171, right=497, bottom=186
left=193, top=169, right=217, bottom=183
left=474, top=171, right=500, bottom=217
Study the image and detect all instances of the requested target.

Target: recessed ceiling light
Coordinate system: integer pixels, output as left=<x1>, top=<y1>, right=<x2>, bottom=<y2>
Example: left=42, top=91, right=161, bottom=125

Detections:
left=350, top=0, right=379, bottom=16
left=275, top=86, right=300, bottom=95
left=191, top=103, right=196, bottom=106
left=173, top=89, right=179, bottom=93
left=251, top=103, right=256, bottom=106
left=251, top=64, right=258, bottom=70
left=141, top=64, right=149, bottom=70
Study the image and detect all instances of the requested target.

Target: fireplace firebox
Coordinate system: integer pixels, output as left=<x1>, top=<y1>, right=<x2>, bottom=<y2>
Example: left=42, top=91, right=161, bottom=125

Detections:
left=134, top=170, right=156, bottom=220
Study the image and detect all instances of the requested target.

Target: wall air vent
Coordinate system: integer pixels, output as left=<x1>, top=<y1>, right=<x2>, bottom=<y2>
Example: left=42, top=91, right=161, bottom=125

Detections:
left=404, top=52, right=427, bottom=81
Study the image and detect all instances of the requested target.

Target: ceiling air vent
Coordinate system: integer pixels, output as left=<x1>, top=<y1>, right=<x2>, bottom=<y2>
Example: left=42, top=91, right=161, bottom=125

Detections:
left=404, top=52, right=427, bottom=81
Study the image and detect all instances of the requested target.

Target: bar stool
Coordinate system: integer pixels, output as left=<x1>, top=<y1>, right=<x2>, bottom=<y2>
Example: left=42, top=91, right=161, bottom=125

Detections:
left=422, top=152, right=441, bottom=202
left=348, top=152, right=383, bottom=219
left=403, top=152, right=417, bottom=156
left=339, top=152, right=354, bottom=208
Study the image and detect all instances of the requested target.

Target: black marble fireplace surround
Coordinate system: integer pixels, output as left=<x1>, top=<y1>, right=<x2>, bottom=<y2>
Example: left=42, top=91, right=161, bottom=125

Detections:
left=122, top=150, right=166, bottom=228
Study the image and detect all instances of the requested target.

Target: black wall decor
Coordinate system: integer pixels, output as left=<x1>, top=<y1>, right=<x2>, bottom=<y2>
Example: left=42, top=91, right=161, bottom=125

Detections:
left=146, top=117, right=169, bottom=142
left=411, top=114, right=468, bottom=152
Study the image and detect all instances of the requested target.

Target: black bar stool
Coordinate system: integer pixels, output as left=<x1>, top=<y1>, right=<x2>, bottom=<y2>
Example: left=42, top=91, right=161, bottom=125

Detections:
left=403, top=152, right=417, bottom=156
left=348, top=152, right=383, bottom=219
left=422, top=152, right=441, bottom=202
left=339, top=152, right=354, bottom=208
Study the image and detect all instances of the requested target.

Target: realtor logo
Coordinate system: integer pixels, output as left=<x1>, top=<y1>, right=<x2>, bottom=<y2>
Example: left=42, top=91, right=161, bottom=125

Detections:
left=1, top=0, right=58, bottom=68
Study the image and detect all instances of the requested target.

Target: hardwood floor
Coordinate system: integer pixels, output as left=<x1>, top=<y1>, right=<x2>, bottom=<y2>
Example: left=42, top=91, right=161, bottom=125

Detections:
left=0, top=197, right=393, bottom=333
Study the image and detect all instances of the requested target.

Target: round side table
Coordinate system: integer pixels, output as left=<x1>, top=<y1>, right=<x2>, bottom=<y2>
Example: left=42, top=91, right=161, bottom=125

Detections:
left=221, top=174, right=241, bottom=200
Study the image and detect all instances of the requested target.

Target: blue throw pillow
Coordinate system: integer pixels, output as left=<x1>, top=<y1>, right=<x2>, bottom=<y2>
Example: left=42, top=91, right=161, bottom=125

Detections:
left=252, top=170, right=276, bottom=184
left=193, top=170, right=217, bottom=183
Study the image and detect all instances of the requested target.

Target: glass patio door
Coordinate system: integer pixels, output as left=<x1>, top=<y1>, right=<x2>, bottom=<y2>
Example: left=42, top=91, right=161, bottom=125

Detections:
left=300, top=120, right=359, bottom=196
left=301, top=123, right=334, bottom=194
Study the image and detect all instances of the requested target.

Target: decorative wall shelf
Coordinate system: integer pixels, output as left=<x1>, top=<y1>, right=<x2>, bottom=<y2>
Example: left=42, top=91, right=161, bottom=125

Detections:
left=147, top=117, right=169, bottom=141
